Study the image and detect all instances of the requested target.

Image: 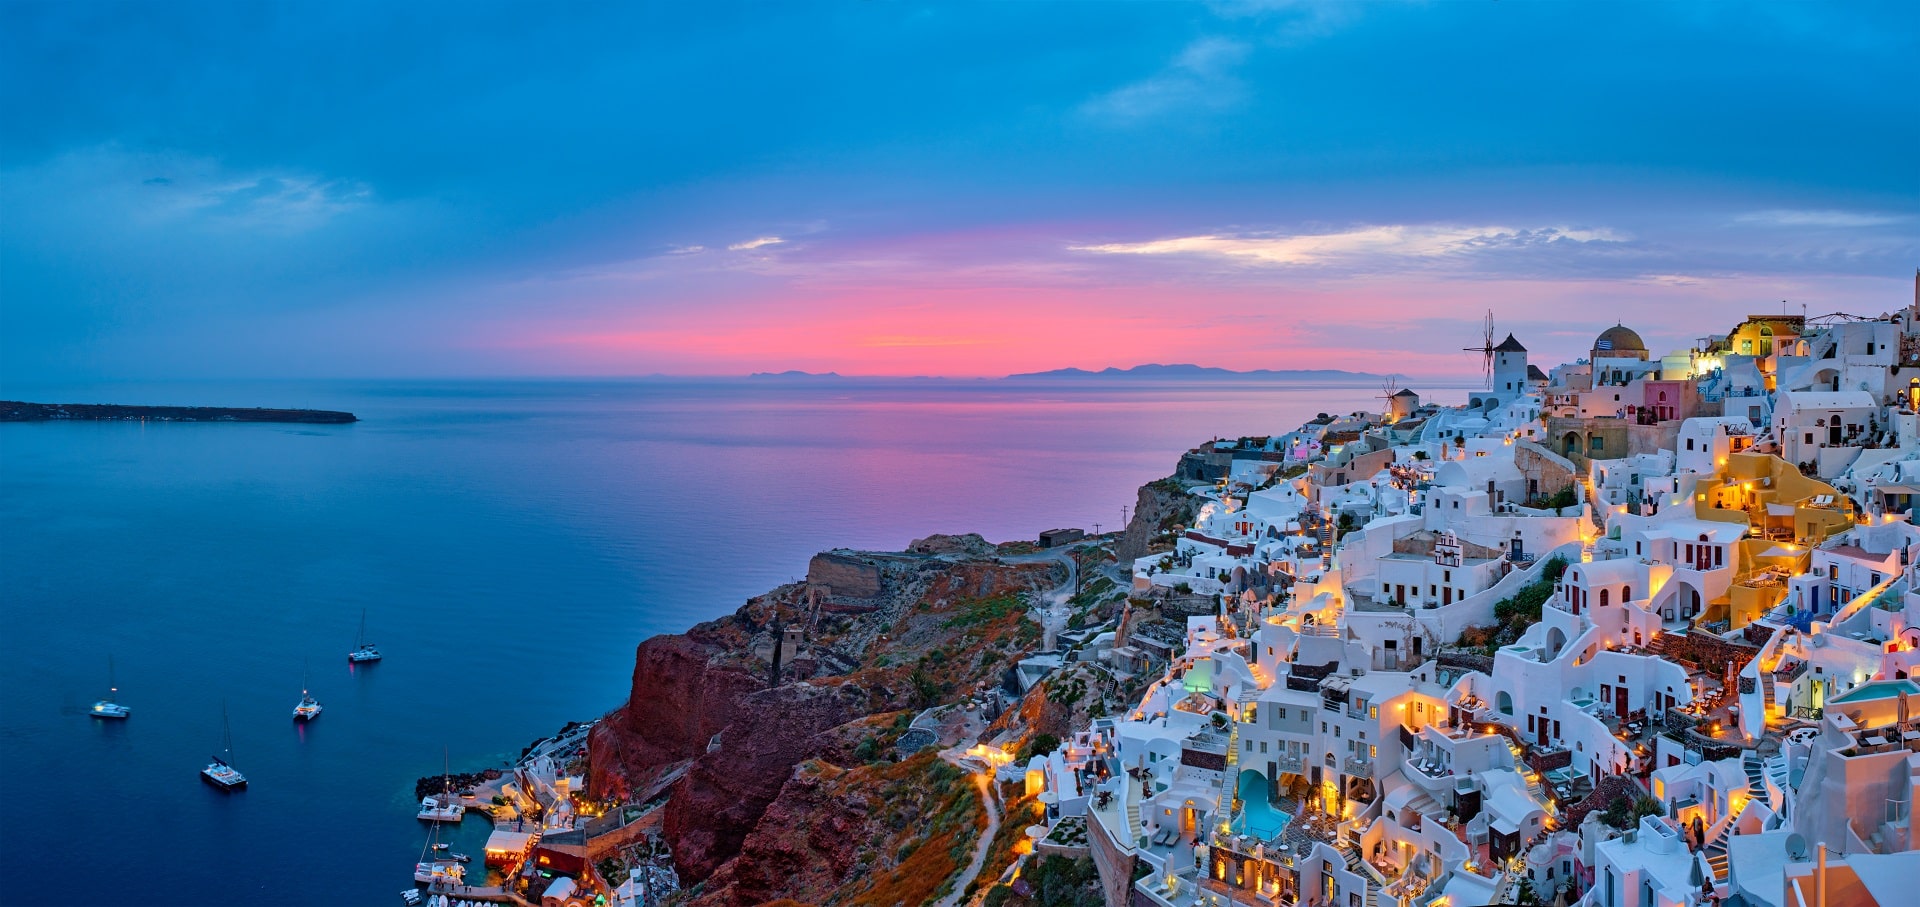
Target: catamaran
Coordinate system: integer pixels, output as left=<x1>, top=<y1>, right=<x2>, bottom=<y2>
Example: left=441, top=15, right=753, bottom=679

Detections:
left=417, top=749, right=465, bottom=822
left=292, top=662, right=323, bottom=721
left=348, top=607, right=382, bottom=663
left=202, top=702, right=247, bottom=789
left=90, top=656, right=130, bottom=720
left=414, top=753, right=466, bottom=890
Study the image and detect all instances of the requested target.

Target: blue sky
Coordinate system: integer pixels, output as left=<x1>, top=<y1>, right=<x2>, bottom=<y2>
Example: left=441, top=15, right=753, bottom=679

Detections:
left=3, top=1, right=1916, bottom=381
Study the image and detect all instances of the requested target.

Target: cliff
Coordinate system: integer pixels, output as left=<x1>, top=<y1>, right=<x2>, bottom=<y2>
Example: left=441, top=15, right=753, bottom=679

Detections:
left=1115, top=476, right=1193, bottom=562
left=587, top=544, right=1066, bottom=899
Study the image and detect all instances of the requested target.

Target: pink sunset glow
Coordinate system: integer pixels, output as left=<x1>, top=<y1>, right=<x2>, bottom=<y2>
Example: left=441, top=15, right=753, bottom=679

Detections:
left=460, top=226, right=1906, bottom=379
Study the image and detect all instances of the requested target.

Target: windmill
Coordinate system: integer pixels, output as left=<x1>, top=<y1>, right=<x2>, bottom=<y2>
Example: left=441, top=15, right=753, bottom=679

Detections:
left=1377, top=373, right=1402, bottom=408
left=1461, top=309, right=1496, bottom=389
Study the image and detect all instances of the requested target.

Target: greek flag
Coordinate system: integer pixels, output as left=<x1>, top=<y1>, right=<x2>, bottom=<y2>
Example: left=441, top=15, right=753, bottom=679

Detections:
left=1596, top=338, right=1613, bottom=351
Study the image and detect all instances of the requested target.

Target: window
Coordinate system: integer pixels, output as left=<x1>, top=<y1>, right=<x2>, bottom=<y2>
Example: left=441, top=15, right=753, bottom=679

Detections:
left=1277, top=707, right=1287, bottom=720
left=1246, top=740, right=1253, bottom=752
left=1335, top=726, right=1342, bottom=738
left=1370, top=745, right=1378, bottom=758
left=1686, top=438, right=1695, bottom=450
left=1624, top=586, right=1632, bottom=601
left=1369, top=706, right=1378, bottom=719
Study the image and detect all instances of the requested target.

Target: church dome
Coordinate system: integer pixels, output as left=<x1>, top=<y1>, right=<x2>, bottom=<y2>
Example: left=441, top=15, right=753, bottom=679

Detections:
left=1594, top=324, right=1646, bottom=354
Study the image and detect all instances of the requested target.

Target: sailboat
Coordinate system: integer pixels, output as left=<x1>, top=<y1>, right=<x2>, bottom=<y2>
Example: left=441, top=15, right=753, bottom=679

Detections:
left=348, top=608, right=383, bottom=663
left=414, top=749, right=467, bottom=889
left=292, top=661, right=323, bottom=721
left=90, top=656, right=130, bottom=720
left=202, top=701, right=247, bottom=789
left=418, top=748, right=465, bottom=822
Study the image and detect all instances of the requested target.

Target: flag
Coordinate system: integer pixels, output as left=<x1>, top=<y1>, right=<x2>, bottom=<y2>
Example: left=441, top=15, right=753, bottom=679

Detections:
left=1596, top=339, right=1614, bottom=351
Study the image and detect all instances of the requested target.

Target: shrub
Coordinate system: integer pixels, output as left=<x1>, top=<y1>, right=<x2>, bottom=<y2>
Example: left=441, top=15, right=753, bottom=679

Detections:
left=1022, top=733, right=1061, bottom=761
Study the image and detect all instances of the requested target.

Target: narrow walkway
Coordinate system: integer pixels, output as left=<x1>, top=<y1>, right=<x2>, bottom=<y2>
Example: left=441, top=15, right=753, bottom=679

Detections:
left=934, top=748, right=1003, bottom=907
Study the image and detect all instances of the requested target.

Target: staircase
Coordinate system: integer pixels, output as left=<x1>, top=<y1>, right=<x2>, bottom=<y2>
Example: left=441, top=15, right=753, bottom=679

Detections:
left=1702, top=814, right=1738, bottom=883
left=1744, top=752, right=1769, bottom=804
left=1765, top=755, right=1791, bottom=811
left=1762, top=673, right=1778, bottom=720
left=1127, top=790, right=1145, bottom=844
left=1320, top=514, right=1335, bottom=569
left=1579, top=473, right=1606, bottom=533
left=1343, top=846, right=1384, bottom=904
left=1704, top=754, right=1769, bottom=882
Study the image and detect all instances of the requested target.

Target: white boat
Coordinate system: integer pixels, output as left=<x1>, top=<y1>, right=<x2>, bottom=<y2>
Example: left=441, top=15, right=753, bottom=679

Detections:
left=202, top=702, right=247, bottom=789
left=91, top=656, right=130, bottom=720
left=413, top=860, right=464, bottom=885
left=348, top=607, right=383, bottom=662
left=418, top=795, right=464, bottom=822
left=415, top=766, right=465, bottom=891
left=293, top=662, right=323, bottom=721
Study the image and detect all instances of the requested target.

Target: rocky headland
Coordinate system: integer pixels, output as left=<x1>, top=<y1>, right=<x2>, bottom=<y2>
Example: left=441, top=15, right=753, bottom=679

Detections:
left=584, top=517, right=1175, bottom=906
left=0, top=401, right=358, bottom=423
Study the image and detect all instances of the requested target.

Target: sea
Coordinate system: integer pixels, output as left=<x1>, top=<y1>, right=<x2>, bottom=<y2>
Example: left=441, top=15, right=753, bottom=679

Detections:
left=0, top=377, right=1437, bottom=905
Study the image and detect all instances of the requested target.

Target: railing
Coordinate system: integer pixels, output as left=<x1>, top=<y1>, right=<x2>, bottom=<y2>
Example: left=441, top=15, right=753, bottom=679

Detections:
left=1343, top=756, right=1373, bottom=778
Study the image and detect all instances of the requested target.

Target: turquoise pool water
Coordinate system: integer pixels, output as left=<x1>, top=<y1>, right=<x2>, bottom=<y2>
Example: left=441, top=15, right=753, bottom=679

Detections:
left=1230, top=769, right=1293, bottom=841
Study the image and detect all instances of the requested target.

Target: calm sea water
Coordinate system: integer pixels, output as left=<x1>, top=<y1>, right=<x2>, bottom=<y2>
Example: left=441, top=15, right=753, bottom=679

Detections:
left=0, top=378, right=1407, bottom=906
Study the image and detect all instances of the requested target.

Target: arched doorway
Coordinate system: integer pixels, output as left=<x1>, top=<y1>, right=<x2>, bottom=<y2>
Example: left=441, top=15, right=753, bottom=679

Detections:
left=1497, top=691, right=1514, bottom=715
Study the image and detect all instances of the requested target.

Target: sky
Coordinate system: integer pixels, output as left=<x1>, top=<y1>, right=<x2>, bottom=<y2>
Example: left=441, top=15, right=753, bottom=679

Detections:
left=2, top=1, right=1916, bottom=383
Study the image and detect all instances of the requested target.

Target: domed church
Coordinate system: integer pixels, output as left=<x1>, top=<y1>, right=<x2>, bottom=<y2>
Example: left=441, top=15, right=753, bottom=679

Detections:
left=1592, top=324, right=1649, bottom=362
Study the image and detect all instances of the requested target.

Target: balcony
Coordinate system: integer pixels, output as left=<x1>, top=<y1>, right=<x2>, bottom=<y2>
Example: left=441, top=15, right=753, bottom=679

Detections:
left=1343, top=756, right=1374, bottom=778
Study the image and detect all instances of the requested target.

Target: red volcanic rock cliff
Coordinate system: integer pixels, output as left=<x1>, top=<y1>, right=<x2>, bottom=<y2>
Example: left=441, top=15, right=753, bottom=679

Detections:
left=587, top=544, right=1067, bottom=898
left=663, top=682, right=864, bottom=882
left=587, top=632, right=762, bottom=802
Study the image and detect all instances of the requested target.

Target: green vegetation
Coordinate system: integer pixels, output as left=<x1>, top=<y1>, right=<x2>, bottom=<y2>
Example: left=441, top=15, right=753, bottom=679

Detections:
left=1456, top=556, right=1568, bottom=652
left=1020, top=733, right=1061, bottom=761
left=1601, top=793, right=1664, bottom=829
left=984, top=856, right=1103, bottom=907
left=945, top=593, right=1024, bottom=629
left=1533, top=487, right=1578, bottom=510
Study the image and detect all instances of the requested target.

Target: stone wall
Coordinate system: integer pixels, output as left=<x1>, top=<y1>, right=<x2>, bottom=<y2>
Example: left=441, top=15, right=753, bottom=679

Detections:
left=1088, top=805, right=1140, bottom=907
left=1656, top=631, right=1759, bottom=675
left=806, top=551, right=883, bottom=599
left=1514, top=441, right=1577, bottom=501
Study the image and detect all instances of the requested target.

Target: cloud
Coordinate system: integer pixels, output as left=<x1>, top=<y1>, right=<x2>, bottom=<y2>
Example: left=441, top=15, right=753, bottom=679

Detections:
left=1733, top=209, right=1907, bottom=228
left=1082, top=36, right=1250, bottom=123
left=1206, top=0, right=1372, bottom=43
left=727, top=236, right=785, bottom=251
left=1072, top=224, right=1627, bottom=267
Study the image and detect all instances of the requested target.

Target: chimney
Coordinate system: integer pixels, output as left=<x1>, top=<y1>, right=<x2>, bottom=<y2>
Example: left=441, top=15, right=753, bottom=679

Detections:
left=1817, top=843, right=1827, bottom=907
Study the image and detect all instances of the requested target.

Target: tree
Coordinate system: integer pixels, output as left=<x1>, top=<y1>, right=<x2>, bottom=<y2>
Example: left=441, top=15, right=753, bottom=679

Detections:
left=1022, top=733, right=1062, bottom=760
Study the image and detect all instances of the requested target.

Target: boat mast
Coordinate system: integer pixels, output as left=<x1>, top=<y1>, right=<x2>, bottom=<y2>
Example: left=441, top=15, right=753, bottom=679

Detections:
left=107, top=655, right=117, bottom=701
left=222, top=700, right=236, bottom=763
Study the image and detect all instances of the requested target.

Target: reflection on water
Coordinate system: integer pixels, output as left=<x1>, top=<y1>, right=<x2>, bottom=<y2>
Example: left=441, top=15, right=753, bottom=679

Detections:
left=0, top=378, right=1422, bottom=904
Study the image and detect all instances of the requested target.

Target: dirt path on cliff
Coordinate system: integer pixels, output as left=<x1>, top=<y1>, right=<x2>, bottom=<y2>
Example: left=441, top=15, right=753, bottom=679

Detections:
left=935, top=749, right=1001, bottom=907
